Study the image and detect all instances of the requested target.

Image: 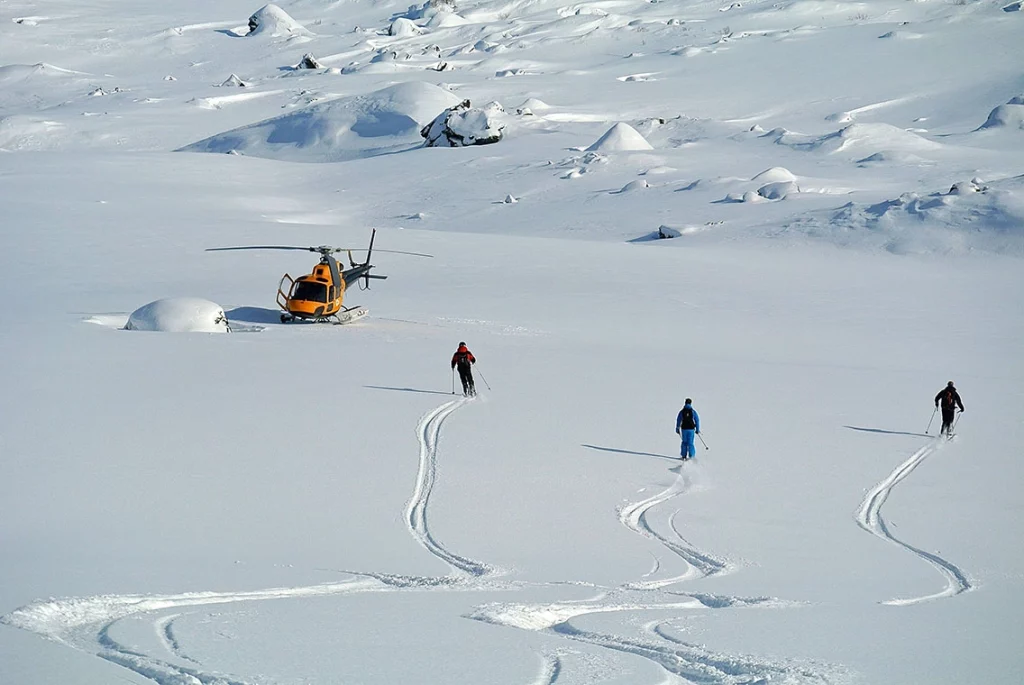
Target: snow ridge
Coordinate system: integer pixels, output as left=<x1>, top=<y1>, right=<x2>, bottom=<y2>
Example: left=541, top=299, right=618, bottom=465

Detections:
left=855, top=440, right=972, bottom=605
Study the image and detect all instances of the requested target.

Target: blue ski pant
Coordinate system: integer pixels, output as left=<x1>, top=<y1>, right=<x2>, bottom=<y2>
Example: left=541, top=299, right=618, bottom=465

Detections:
left=679, top=429, right=696, bottom=458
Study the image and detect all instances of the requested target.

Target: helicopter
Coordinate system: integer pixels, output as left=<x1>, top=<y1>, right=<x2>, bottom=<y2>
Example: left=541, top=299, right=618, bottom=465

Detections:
left=207, top=229, right=431, bottom=324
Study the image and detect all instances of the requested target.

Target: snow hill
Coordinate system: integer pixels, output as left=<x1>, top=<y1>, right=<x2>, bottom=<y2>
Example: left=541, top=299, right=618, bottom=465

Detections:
left=0, top=1, right=1022, bottom=685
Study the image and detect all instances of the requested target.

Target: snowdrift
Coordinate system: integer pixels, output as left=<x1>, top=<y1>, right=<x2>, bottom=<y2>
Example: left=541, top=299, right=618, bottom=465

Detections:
left=124, top=298, right=230, bottom=333
left=180, top=82, right=462, bottom=161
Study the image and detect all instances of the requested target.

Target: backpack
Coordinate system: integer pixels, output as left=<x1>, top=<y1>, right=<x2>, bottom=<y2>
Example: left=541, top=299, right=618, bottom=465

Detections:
left=942, top=389, right=955, bottom=409
left=455, top=351, right=472, bottom=369
left=679, top=406, right=695, bottom=430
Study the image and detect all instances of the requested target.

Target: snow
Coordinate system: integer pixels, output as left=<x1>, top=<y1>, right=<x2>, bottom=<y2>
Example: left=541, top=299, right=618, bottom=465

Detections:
left=1, top=0, right=1023, bottom=684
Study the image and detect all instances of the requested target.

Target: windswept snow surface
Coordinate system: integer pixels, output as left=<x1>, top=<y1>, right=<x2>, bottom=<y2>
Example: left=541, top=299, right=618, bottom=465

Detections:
left=1, top=1, right=1023, bottom=685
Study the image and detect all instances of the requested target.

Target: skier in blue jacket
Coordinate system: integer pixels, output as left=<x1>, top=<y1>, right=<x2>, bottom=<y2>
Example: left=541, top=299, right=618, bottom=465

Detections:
left=675, top=399, right=701, bottom=460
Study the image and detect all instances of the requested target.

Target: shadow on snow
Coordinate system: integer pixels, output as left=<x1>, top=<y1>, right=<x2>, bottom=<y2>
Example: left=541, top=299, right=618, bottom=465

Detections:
left=843, top=425, right=932, bottom=438
left=581, top=444, right=678, bottom=461
left=365, top=385, right=455, bottom=397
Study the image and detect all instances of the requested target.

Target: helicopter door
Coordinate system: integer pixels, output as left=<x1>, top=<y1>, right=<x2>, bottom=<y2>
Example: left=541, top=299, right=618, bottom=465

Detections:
left=277, top=274, right=295, bottom=311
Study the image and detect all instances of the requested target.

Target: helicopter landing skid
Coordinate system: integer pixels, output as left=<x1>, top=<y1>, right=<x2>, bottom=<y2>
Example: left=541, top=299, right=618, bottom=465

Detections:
left=331, top=306, right=368, bottom=325
left=278, top=306, right=368, bottom=325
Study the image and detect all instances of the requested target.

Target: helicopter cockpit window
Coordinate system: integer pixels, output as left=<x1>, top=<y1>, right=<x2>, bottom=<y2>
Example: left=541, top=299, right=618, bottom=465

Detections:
left=292, top=281, right=328, bottom=303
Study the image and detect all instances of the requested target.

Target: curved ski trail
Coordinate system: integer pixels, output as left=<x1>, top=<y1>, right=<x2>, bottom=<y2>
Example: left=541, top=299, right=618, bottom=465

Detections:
left=0, top=398, right=495, bottom=685
left=406, top=398, right=495, bottom=579
left=855, top=440, right=972, bottom=605
left=0, top=576, right=385, bottom=685
left=619, top=466, right=731, bottom=588
left=468, top=598, right=842, bottom=684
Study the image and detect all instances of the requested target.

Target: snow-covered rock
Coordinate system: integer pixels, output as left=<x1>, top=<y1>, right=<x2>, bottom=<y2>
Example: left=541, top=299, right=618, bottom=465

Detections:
left=757, top=180, right=799, bottom=200
left=247, top=4, right=312, bottom=38
left=403, top=0, right=458, bottom=20
left=389, top=18, right=423, bottom=37
left=421, top=100, right=506, bottom=147
left=125, top=298, right=230, bottom=333
left=295, top=53, right=324, bottom=70
left=219, top=74, right=249, bottom=87
left=586, top=123, right=653, bottom=152
left=657, top=225, right=682, bottom=238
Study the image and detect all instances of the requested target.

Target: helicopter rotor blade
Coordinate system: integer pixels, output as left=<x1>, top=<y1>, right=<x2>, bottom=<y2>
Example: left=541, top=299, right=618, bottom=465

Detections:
left=205, top=246, right=319, bottom=252
left=342, top=248, right=434, bottom=258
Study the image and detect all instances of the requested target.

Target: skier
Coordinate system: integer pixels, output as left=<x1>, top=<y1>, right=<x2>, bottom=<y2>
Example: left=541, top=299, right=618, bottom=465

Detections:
left=675, top=398, right=701, bottom=460
left=451, top=342, right=477, bottom=397
left=934, top=381, right=964, bottom=437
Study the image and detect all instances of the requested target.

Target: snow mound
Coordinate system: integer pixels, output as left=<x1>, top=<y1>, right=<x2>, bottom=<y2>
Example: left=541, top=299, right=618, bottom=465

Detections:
left=519, top=98, right=551, bottom=112
left=751, top=166, right=797, bottom=183
left=586, top=123, right=653, bottom=152
left=247, top=4, right=312, bottom=39
left=0, top=62, right=85, bottom=84
left=978, top=95, right=1024, bottom=130
left=856, top=150, right=932, bottom=166
left=181, top=82, right=462, bottom=162
left=615, top=179, right=650, bottom=193
left=421, top=100, right=506, bottom=147
left=125, top=298, right=229, bottom=333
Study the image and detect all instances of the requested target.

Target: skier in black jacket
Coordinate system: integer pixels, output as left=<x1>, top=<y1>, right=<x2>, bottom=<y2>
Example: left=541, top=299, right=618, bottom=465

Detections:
left=934, top=381, right=964, bottom=437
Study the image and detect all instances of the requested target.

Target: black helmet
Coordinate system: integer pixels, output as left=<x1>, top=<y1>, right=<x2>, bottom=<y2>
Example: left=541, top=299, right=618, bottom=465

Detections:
left=459, top=341, right=466, bottom=346
left=684, top=398, right=692, bottom=405
left=947, top=380, right=954, bottom=387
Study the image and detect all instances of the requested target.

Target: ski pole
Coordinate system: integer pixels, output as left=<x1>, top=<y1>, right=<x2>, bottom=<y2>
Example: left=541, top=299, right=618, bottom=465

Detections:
left=697, top=432, right=709, bottom=450
left=476, top=367, right=492, bottom=391
left=925, top=406, right=937, bottom=434
left=952, top=410, right=963, bottom=432
left=451, top=368, right=456, bottom=395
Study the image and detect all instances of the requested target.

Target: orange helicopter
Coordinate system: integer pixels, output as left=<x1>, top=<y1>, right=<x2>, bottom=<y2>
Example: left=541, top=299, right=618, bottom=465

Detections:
left=207, top=229, right=431, bottom=324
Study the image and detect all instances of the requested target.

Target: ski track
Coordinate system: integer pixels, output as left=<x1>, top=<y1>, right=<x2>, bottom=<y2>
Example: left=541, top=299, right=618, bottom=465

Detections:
left=0, top=576, right=387, bottom=685
left=3, top=397, right=834, bottom=685
left=157, top=614, right=200, bottom=665
left=855, top=439, right=972, bottom=605
left=406, top=398, right=496, bottom=578
left=468, top=598, right=842, bottom=684
left=619, top=466, right=732, bottom=589
left=0, top=398, right=498, bottom=685
left=462, top=458, right=837, bottom=684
